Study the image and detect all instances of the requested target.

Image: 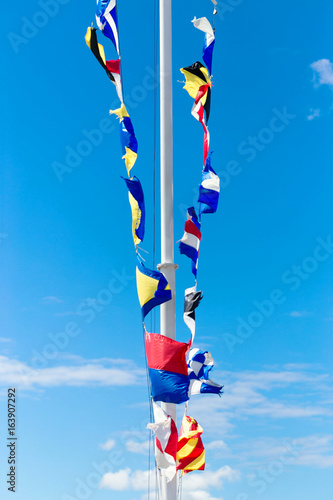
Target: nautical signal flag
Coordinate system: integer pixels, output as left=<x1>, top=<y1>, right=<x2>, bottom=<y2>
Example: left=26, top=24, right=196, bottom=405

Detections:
left=147, top=402, right=178, bottom=482
left=179, top=208, right=202, bottom=278
left=177, top=415, right=205, bottom=474
left=198, top=152, right=220, bottom=215
left=180, top=61, right=211, bottom=122
left=96, top=0, right=120, bottom=55
left=136, top=260, right=172, bottom=319
left=184, top=285, right=203, bottom=342
left=192, top=17, right=215, bottom=75
left=145, top=331, right=190, bottom=404
left=110, top=104, right=138, bottom=176
left=191, top=90, right=210, bottom=166
left=181, top=61, right=211, bottom=165
left=187, top=348, right=223, bottom=396
left=122, top=176, right=145, bottom=247
left=85, top=27, right=122, bottom=102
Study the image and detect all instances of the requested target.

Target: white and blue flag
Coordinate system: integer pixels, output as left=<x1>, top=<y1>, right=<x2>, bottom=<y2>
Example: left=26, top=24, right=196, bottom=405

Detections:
left=187, top=348, right=223, bottom=396
left=96, top=0, right=120, bottom=55
left=192, top=17, right=215, bottom=75
left=198, top=152, right=220, bottom=215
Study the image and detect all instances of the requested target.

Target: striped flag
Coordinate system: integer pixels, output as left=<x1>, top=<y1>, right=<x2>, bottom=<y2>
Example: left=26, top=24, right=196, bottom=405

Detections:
left=181, top=61, right=212, bottom=165
left=177, top=415, right=205, bottom=474
left=179, top=207, right=202, bottom=278
left=85, top=27, right=122, bottom=102
left=96, top=0, right=120, bottom=55
left=187, top=348, right=223, bottom=396
left=145, top=332, right=190, bottom=404
left=191, top=89, right=210, bottom=166
left=147, top=402, right=178, bottom=482
left=181, top=62, right=211, bottom=122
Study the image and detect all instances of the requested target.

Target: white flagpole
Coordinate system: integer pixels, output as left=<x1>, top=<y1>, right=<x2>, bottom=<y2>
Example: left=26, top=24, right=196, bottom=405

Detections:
left=158, top=0, right=178, bottom=498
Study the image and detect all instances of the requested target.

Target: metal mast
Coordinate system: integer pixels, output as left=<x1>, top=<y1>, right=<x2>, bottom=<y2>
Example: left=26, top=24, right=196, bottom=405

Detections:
left=158, top=0, right=177, bottom=498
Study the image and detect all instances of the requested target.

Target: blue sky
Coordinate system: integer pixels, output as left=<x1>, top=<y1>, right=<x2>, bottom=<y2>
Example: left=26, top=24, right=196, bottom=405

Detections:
left=1, top=0, right=333, bottom=499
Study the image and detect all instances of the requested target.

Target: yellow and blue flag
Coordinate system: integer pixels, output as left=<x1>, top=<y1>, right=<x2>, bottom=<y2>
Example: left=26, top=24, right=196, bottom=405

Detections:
left=136, top=260, right=172, bottom=319
left=110, top=104, right=138, bottom=176
left=122, top=176, right=145, bottom=247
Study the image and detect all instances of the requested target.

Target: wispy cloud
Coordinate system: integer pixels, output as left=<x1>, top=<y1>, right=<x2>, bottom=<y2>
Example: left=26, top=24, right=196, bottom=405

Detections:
left=288, top=310, right=310, bottom=317
left=41, top=296, right=63, bottom=304
left=307, top=108, right=321, bottom=121
left=99, top=438, right=116, bottom=451
left=0, top=337, right=12, bottom=343
left=0, top=355, right=145, bottom=392
left=311, top=59, right=333, bottom=87
left=188, top=365, right=333, bottom=438
left=125, top=439, right=150, bottom=454
left=230, top=434, right=333, bottom=469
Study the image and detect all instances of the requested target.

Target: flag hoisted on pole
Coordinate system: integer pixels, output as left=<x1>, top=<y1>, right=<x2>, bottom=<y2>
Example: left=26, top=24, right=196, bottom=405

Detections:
left=159, top=0, right=178, bottom=499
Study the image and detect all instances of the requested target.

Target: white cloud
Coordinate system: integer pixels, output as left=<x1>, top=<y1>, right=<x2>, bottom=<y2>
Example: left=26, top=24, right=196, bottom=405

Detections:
left=307, top=109, right=321, bottom=121
left=182, top=466, right=240, bottom=492
left=0, top=337, right=12, bottom=343
left=100, top=465, right=239, bottom=493
left=206, top=440, right=229, bottom=451
left=100, top=468, right=132, bottom=490
left=126, top=439, right=150, bottom=454
left=0, top=355, right=144, bottom=391
left=185, top=491, right=224, bottom=500
left=99, top=438, right=116, bottom=451
left=311, top=59, right=333, bottom=87
left=100, top=469, right=153, bottom=491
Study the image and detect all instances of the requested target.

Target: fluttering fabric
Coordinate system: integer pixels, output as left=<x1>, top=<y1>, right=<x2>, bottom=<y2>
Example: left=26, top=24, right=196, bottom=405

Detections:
left=180, top=62, right=211, bottom=122
left=184, top=285, right=203, bottom=342
left=187, top=348, right=223, bottom=396
left=198, top=152, right=220, bottom=215
left=192, top=17, right=215, bottom=75
left=177, top=415, right=205, bottom=474
left=181, top=62, right=211, bottom=165
left=136, top=260, right=172, bottom=319
left=85, top=27, right=122, bottom=101
left=122, top=176, right=145, bottom=246
left=179, top=207, right=202, bottom=278
left=145, top=331, right=190, bottom=404
left=96, top=0, right=120, bottom=55
left=110, top=104, right=138, bottom=176
left=147, top=402, right=178, bottom=482
left=191, top=89, right=210, bottom=165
